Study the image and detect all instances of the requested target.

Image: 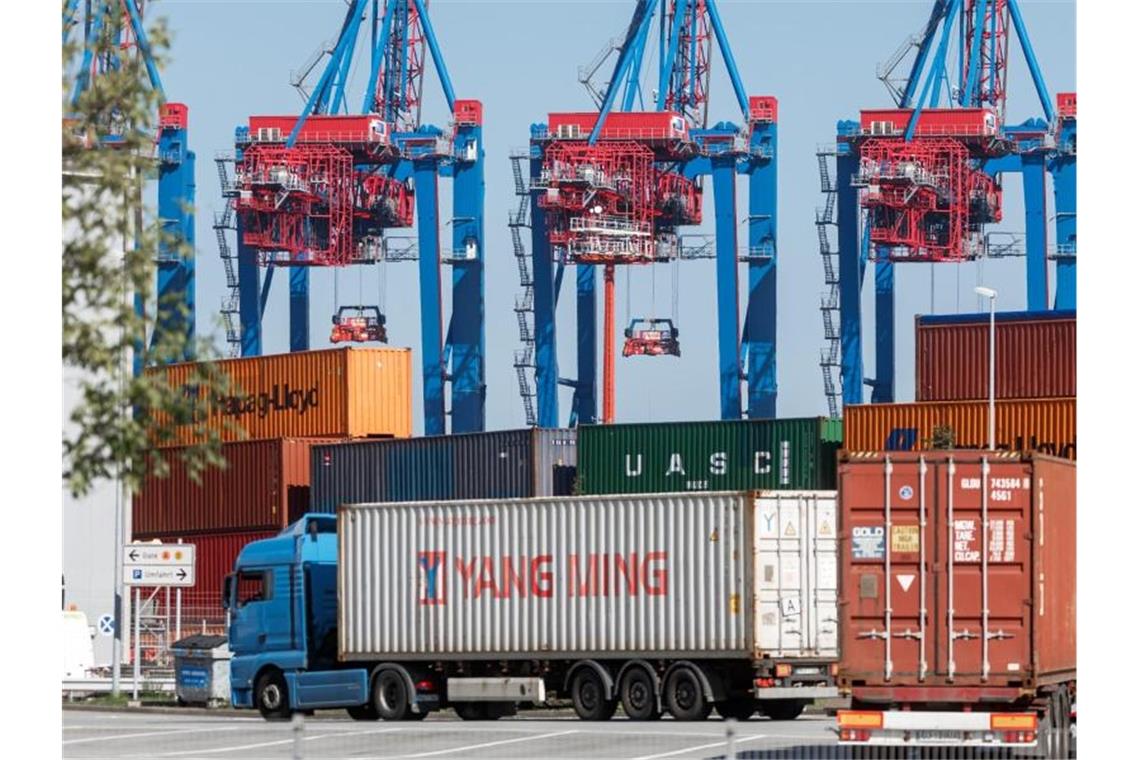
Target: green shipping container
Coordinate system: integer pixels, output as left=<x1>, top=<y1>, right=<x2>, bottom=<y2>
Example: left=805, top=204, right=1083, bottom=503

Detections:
left=576, top=417, right=843, bottom=494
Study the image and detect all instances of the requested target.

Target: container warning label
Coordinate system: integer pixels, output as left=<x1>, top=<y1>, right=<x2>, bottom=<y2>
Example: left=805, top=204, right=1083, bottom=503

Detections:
left=891, top=525, right=920, bottom=554
left=953, top=519, right=1017, bottom=563
left=852, top=526, right=885, bottom=560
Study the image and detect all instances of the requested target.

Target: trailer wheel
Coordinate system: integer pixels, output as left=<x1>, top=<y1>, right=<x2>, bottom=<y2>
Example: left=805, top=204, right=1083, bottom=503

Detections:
left=1058, top=688, right=1073, bottom=758
left=571, top=668, right=617, bottom=721
left=664, top=667, right=712, bottom=722
left=715, top=699, right=756, bottom=721
left=455, top=703, right=488, bottom=721
left=760, top=699, right=804, bottom=721
left=619, top=668, right=661, bottom=721
left=255, top=670, right=293, bottom=722
left=373, top=669, right=411, bottom=721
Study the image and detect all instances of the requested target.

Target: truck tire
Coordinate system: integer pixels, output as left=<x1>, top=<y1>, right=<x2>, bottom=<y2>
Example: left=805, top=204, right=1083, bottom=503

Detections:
left=347, top=704, right=380, bottom=721
left=664, top=667, right=712, bottom=722
left=1058, top=688, right=1073, bottom=759
left=373, top=669, right=411, bottom=721
left=619, top=668, right=661, bottom=721
left=255, top=670, right=293, bottom=722
left=760, top=700, right=804, bottom=721
left=715, top=699, right=756, bottom=721
left=571, top=668, right=617, bottom=721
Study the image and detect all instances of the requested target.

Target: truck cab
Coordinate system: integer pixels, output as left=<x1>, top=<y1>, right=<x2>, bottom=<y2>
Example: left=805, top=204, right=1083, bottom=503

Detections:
left=225, top=515, right=373, bottom=720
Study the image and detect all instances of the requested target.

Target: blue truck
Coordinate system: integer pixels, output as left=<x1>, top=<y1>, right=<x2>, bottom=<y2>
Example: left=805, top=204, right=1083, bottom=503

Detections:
left=225, top=494, right=839, bottom=723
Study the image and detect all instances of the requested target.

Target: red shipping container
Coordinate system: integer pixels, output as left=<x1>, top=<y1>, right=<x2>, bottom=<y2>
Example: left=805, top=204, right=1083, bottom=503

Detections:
left=915, top=310, right=1076, bottom=401
left=836, top=451, right=1075, bottom=703
left=134, top=438, right=342, bottom=537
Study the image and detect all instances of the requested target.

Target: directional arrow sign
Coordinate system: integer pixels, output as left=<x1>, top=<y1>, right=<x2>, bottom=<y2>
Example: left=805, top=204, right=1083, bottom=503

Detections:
left=123, top=543, right=196, bottom=587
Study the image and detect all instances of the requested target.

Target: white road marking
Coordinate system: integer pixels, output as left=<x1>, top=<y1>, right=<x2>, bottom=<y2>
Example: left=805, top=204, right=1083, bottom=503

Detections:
left=627, top=733, right=767, bottom=760
left=155, top=727, right=405, bottom=756
left=63, top=727, right=244, bottom=745
left=390, top=729, right=579, bottom=758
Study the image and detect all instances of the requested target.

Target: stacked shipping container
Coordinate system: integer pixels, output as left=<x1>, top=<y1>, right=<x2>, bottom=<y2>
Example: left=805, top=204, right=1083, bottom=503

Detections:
left=134, top=347, right=414, bottom=624
left=310, top=428, right=576, bottom=511
left=575, top=417, right=842, bottom=494
left=914, top=310, right=1075, bottom=401
left=149, top=346, right=413, bottom=446
left=843, top=397, right=1075, bottom=459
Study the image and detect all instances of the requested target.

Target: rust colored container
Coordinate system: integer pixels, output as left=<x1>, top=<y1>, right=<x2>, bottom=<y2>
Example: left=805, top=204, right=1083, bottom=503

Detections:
left=134, top=438, right=341, bottom=537
left=150, top=347, right=412, bottom=447
left=132, top=530, right=277, bottom=609
left=837, top=451, right=1075, bottom=703
left=843, top=398, right=1075, bottom=460
left=915, top=310, right=1075, bottom=401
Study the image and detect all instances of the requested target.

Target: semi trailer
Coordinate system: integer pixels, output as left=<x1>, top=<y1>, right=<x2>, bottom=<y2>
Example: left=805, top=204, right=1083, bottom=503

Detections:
left=224, top=491, right=840, bottom=721
left=834, top=451, right=1075, bottom=757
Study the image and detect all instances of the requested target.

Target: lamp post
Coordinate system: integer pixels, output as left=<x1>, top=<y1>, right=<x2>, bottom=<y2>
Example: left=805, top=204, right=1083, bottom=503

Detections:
left=974, top=287, right=997, bottom=450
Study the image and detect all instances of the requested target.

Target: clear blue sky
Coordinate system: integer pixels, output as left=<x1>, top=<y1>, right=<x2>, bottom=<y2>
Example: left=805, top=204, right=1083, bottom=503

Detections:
left=154, top=0, right=1075, bottom=434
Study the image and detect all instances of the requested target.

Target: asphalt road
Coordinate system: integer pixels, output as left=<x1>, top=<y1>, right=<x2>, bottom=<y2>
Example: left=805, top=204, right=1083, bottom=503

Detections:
left=62, top=708, right=841, bottom=760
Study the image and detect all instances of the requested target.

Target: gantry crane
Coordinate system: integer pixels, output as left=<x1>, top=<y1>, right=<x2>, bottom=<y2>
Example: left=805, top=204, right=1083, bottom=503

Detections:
left=64, top=0, right=196, bottom=373
left=820, top=0, right=1076, bottom=410
left=217, top=0, right=485, bottom=435
left=514, top=0, right=777, bottom=426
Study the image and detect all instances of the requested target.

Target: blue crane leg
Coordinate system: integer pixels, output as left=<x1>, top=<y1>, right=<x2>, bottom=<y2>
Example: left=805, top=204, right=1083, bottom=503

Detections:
left=872, top=257, right=895, bottom=403
left=530, top=152, right=559, bottom=427
left=836, top=143, right=864, bottom=405
left=1051, top=126, right=1076, bottom=309
left=1021, top=152, right=1049, bottom=310
left=289, top=267, right=309, bottom=352
left=154, top=123, right=196, bottom=362
left=449, top=121, right=486, bottom=433
left=575, top=265, right=597, bottom=426
left=414, top=161, right=446, bottom=435
left=744, top=121, right=777, bottom=419
left=236, top=216, right=262, bottom=357
left=712, top=156, right=742, bottom=420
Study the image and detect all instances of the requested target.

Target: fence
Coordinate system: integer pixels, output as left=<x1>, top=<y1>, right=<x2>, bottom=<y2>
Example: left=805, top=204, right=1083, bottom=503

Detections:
left=130, top=588, right=226, bottom=669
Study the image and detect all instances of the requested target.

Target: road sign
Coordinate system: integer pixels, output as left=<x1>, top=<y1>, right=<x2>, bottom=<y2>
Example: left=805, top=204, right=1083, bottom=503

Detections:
left=123, top=542, right=196, bottom=587
left=98, top=614, right=115, bottom=636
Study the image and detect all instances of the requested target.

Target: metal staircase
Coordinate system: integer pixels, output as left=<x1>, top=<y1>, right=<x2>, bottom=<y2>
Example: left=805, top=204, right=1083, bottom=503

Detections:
left=816, top=145, right=842, bottom=418
left=214, top=154, right=241, bottom=358
left=509, top=150, right=537, bottom=426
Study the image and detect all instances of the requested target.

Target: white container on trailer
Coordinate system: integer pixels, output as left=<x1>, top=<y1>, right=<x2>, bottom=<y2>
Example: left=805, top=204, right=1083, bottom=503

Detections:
left=337, top=491, right=837, bottom=664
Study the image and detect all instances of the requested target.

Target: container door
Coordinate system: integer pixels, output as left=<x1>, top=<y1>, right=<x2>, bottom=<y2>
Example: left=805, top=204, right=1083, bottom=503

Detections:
left=932, top=457, right=1034, bottom=684
left=808, top=493, right=839, bottom=659
left=841, top=457, right=934, bottom=683
left=755, top=493, right=836, bottom=658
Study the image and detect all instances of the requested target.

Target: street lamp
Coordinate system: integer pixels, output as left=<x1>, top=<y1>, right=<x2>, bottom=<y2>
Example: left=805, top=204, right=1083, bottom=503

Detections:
left=974, top=286, right=997, bottom=450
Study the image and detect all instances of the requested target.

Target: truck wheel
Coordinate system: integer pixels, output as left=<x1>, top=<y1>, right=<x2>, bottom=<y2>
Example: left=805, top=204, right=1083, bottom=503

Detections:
left=346, top=704, right=380, bottom=721
left=455, top=703, right=488, bottom=721
left=255, top=670, right=293, bottom=722
left=1058, top=688, right=1073, bottom=758
left=664, top=667, right=712, bottom=722
left=571, top=668, right=617, bottom=721
left=715, top=699, right=756, bottom=721
left=373, top=669, right=411, bottom=721
left=619, top=668, right=660, bottom=721
left=760, top=700, right=804, bottom=721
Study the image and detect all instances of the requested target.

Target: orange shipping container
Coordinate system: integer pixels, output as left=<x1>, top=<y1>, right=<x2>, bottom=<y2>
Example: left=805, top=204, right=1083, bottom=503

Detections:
left=843, top=397, right=1075, bottom=460
left=150, top=347, right=412, bottom=447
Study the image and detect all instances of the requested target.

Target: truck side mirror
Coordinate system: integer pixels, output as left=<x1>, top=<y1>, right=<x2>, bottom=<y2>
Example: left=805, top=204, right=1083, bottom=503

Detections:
left=221, top=574, right=234, bottom=611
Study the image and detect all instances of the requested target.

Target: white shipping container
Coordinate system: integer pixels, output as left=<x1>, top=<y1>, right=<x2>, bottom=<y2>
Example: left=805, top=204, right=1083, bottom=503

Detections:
left=338, top=491, right=837, bottom=663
